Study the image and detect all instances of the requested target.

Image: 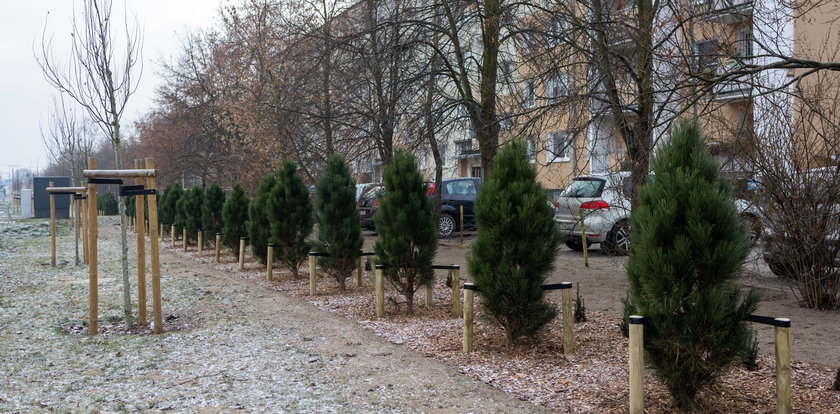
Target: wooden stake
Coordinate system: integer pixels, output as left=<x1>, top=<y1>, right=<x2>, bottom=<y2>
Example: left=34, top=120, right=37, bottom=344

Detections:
left=775, top=318, right=792, bottom=414
left=629, top=315, right=644, bottom=414
left=425, top=283, right=433, bottom=308
left=463, top=284, right=474, bottom=352
left=134, top=159, right=147, bottom=326
left=170, top=225, right=175, bottom=248
left=182, top=228, right=187, bottom=252
left=450, top=266, right=461, bottom=317
left=159, top=223, right=163, bottom=239
left=197, top=230, right=203, bottom=257
left=374, top=266, right=384, bottom=318
left=82, top=197, right=88, bottom=264
left=87, top=158, right=99, bottom=334
left=145, top=157, right=163, bottom=334
left=580, top=210, right=588, bottom=268
left=74, top=197, right=80, bottom=266
left=238, top=237, right=245, bottom=270
left=49, top=181, right=56, bottom=267
left=215, top=233, right=221, bottom=263
left=266, top=245, right=274, bottom=281
left=562, top=283, right=574, bottom=353
left=356, top=256, right=363, bottom=287
left=309, top=254, right=317, bottom=295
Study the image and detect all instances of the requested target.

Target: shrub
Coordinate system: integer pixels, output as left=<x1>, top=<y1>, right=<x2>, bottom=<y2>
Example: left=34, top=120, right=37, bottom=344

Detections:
left=221, top=184, right=249, bottom=259
left=249, top=174, right=276, bottom=264
left=268, top=161, right=313, bottom=279
left=97, top=192, right=118, bottom=215
left=373, top=150, right=437, bottom=314
left=181, top=186, right=205, bottom=242
left=741, top=329, right=760, bottom=371
left=202, top=183, right=226, bottom=241
left=468, top=139, right=560, bottom=344
left=623, top=119, right=760, bottom=410
left=314, top=155, right=362, bottom=291
left=160, top=183, right=182, bottom=227
left=574, top=285, right=587, bottom=323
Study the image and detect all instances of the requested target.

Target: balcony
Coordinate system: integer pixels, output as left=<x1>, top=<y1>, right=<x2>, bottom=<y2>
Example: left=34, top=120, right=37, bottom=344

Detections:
left=455, top=139, right=480, bottom=159
left=709, top=61, right=753, bottom=102
left=696, top=0, right=753, bottom=24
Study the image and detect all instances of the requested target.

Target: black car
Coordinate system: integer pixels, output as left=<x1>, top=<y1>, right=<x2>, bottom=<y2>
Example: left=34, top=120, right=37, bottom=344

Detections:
left=427, top=178, right=482, bottom=238
left=359, top=185, right=385, bottom=230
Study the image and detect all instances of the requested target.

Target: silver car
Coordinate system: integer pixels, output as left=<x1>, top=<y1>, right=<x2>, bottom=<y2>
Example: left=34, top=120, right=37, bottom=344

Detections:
left=554, top=172, right=763, bottom=255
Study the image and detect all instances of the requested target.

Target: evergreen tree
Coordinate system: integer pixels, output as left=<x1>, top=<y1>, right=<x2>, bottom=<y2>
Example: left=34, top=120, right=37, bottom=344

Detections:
left=314, top=155, right=362, bottom=291
left=202, top=183, right=226, bottom=245
left=268, top=161, right=313, bottom=279
left=373, top=150, right=437, bottom=314
left=249, top=173, right=276, bottom=264
left=468, top=139, right=560, bottom=344
left=624, top=119, right=760, bottom=410
left=222, top=183, right=250, bottom=259
left=125, top=195, right=135, bottom=218
left=160, top=183, right=182, bottom=226
left=97, top=191, right=118, bottom=215
left=181, top=186, right=205, bottom=242
left=157, top=186, right=169, bottom=224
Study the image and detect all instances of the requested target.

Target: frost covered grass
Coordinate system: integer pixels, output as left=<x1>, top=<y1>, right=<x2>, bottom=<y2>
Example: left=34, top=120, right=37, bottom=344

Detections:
left=0, top=217, right=397, bottom=413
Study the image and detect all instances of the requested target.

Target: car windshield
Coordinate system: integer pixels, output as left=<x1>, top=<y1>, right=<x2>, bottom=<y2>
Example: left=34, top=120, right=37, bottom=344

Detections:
left=560, top=178, right=605, bottom=198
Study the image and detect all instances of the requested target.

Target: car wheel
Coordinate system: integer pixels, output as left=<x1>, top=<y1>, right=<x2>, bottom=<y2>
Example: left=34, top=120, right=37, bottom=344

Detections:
left=565, top=238, right=585, bottom=251
left=438, top=214, right=455, bottom=238
left=742, top=214, right=762, bottom=246
left=601, top=220, right=630, bottom=256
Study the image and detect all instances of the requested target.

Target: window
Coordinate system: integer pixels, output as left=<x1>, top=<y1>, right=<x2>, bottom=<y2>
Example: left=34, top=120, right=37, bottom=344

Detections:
left=548, top=131, right=571, bottom=162
left=471, top=166, right=483, bottom=178
left=445, top=180, right=477, bottom=196
left=499, top=113, right=513, bottom=131
left=439, top=146, right=447, bottom=167
left=522, top=31, right=537, bottom=54
left=547, top=72, right=569, bottom=100
left=419, top=151, right=428, bottom=169
left=500, top=59, right=516, bottom=80
left=735, top=26, right=752, bottom=60
left=548, top=15, right=568, bottom=48
left=527, top=135, right=537, bottom=163
left=695, top=39, right=720, bottom=73
left=522, top=80, right=536, bottom=108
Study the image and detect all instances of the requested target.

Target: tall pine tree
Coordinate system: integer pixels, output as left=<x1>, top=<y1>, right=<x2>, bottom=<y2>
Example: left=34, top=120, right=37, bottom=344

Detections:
left=268, top=161, right=313, bottom=279
left=624, top=119, right=760, bottom=410
left=202, top=183, right=226, bottom=245
left=160, top=183, right=182, bottom=227
left=468, top=139, right=560, bottom=344
left=314, top=155, right=362, bottom=291
left=222, top=183, right=250, bottom=259
left=373, top=150, right=437, bottom=315
left=181, top=186, right=205, bottom=243
left=249, top=174, right=276, bottom=264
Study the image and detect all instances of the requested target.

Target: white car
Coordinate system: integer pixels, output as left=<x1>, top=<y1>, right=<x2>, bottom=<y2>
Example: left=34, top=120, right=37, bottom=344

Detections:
left=554, top=172, right=763, bottom=255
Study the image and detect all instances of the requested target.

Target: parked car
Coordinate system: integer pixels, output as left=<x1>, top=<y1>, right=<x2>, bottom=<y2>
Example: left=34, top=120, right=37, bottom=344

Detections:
left=554, top=172, right=763, bottom=255
left=358, top=185, right=384, bottom=230
left=427, top=178, right=482, bottom=238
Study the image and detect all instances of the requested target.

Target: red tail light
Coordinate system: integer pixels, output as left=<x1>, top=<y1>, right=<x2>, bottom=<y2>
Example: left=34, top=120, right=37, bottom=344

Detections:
left=426, top=183, right=436, bottom=196
left=373, top=198, right=379, bottom=207
left=553, top=201, right=560, bottom=209
left=580, top=200, right=610, bottom=210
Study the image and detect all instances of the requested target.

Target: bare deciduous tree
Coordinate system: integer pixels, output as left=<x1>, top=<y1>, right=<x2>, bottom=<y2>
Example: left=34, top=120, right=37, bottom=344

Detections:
left=40, top=94, right=97, bottom=186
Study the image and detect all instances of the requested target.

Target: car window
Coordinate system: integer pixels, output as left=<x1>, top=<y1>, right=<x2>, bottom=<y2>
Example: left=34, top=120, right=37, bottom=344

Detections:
left=445, top=180, right=476, bottom=196
left=560, top=178, right=605, bottom=198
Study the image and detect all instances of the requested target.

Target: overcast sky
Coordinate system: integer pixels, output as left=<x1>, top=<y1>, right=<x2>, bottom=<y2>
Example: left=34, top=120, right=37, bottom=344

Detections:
left=0, top=0, right=224, bottom=178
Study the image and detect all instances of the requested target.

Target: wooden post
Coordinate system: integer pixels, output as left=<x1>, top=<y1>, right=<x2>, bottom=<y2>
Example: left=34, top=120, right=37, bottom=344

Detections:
left=463, top=283, right=475, bottom=352
left=374, top=265, right=384, bottom=318
left=629, top=315, right=644, bottom=414
left=775, top=318, right=792, bottom=414
left=580, top=210, right=588, bottom=268
left=81, top=197, right=88, bottom=264
left=87, top=158, right=98, bottom=334
left=562, top=282, right=574, bottom=354
left=356, top=256, right=363, bottom=287
left=215, top=233, right=221, bottom=263
left=144, top=157, right=163, bottom=334
left=134, top=159, right=147, bottom=326
left=73, top=196, right=80, bottom=266
left=159, top=223, right=163, bottom=239
left=197, top=230, right=203, bottom=257
left=238, top=237, right=245, bottom=270
left=182, top=228, right=187, bottom=252
left=450, top=266, right=461, bottom=317
left=266, top=244, right=274, bottom=281
left=309, top=253, right=317, bottom=295
left=49, top=181, right=56, bottom=267
left=425, top=283, right=433, bottom=308
left=170, top=225, right=175, bottom=248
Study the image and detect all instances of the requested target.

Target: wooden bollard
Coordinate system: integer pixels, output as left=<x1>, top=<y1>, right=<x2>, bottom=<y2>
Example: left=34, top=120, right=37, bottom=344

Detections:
left=197, top=230, right=203, bottom=257
left=374, top=265, right=384, bottom=318
left=170, top=225, right=175, bottom=248
left=425, top=283, right=433, bottom=308
left=775, top=318, right=792, bottom=414
left=134, top=159, right=146, bottom=326
left=450, top=266, right=461, bottom=317
left=87, top=157, right=99, bottom=334
left=49, top=181, right=56, bottom=267
left=73, top=196, right=80, bottom=266
left=356, top=256, right=363, bottom=287
left=463, top=283, right=475, bottom=352
left=629, top=315, right=644, bottom=414
left=266, top=244, right=274, bottom=281
left=561, top=282, right=574, bottom=353
left=82, top=197, right=88, bottom=264
left=309, top=253, right=317, bottom=295
left=144, top=157, right=163, bottom=334
left=215, top=233, right=221, bottom=263
left=238, top=237, right=245, bottom=270
left=182, top=228, right=188, bottom=252
left=159, top=223, right=163, bottom=239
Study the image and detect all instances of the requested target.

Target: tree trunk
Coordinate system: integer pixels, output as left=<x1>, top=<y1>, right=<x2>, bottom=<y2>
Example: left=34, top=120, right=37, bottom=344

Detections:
left=113, top=129, right=133, bottom=328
